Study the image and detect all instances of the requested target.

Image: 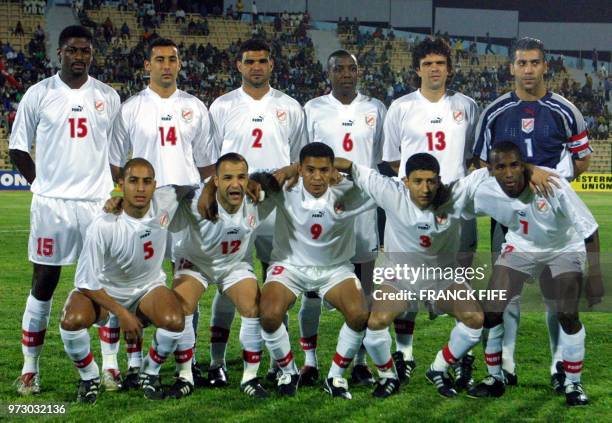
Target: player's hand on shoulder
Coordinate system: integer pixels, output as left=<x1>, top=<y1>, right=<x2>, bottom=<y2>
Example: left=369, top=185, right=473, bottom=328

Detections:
left=333, top=157, right=353, bottom=173
left=329, top=168, right=344, bottom=186
left=527, top=165, right=560, bottom=198
left=246, top=179, right=263, bottom=203
left=103, top=197, right=123, bottom=215
left=274, top=163, right=299, bottom=190
left=197, top=180, right=219, bottom=221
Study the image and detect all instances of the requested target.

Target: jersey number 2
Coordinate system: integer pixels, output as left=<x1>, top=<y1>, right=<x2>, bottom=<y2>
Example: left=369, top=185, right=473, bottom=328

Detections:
left=252, top=128, right=263, bottom=148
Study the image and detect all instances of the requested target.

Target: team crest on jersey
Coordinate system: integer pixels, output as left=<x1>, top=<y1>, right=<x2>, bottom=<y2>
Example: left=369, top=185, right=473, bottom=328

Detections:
left=453, top=110, right=464, bottom=124
left=247, top=215, right=256, bottom=228
left=365, top=113, right=376, bottom=127
left=181, top=108, right=193, bottom=123
left=521, top=118, right=535, bottom=133
left=159, top=212, right=170, bottom=229
left=276, top=109, right=287, bottom=123
left=536, top=198, right=549, bottom=213
left=94, top=100, right=105, bottom=112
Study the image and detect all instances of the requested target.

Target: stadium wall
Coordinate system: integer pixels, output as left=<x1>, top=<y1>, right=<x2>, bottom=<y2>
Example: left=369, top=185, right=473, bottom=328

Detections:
left=518, top=22, right=612, bottom=52
left=434, top=8, right=518, bottom=38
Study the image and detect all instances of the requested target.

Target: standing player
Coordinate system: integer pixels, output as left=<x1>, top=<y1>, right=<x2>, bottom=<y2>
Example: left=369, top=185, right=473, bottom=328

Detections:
left=109, top=37, right=217, bottom=386
left=381, top=37, right=480, bottom=386
left=59, top=159, right=186, bottom=403
left=467, top=142, right=598, bottom=406
left=171, top=153, right=278, bottom=398
left=299, top=49, right=386, bottom=386
left=472, top=37, right=595, bottom=387
left=9, top=25, right=120, bottom=395
left=259, top=143, right=374, bottom=399
left=205, top=38, right=307, bottom=385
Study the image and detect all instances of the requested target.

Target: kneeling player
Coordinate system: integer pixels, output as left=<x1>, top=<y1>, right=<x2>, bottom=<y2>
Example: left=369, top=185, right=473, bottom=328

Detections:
left=59, top=159, right=186, bottom=403
left=334, top=154, right=488, bottom=398
left=468, top=142, right=599, bottom=406
left=171, top=153, right=277, bottom=398
left=259, top=143, right=374, bottom=399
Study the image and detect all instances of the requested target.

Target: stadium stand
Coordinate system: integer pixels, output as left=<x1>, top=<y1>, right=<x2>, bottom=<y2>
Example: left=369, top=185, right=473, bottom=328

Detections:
left=0, top=1, right=609, bottom=172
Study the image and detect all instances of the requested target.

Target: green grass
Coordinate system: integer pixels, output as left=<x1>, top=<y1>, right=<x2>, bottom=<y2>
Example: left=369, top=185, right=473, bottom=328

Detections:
left=0, top=192, right=610, bottom=422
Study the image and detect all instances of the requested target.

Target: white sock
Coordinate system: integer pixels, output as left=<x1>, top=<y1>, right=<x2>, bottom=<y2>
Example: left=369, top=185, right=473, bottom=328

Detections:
left=98, top=314, right=120, bottom=370
left=175, top=315, right=195, bottom=384
left=393, top=311, right=416, bottom=360
left=269, top=314, right=289, bottom=371
left=432, top=323, right=482, bottom=372
left=298, top=294, right=321, bottom=368
left=560, top=325, right=585, bottom=385
left=328, top=323, right=365, bottom=379
left=210, top=291, right=235, bottom=369
left=21, top=294, right=52, bottom=374
left=502, top=296, right=520, bottom=374
left=240, top=316, right=262, bottom=384
left=544, top=301, right=563, bottom=374
left=142, top=328, right=182, bottom=376
left=60, top=328, right=100, bottom=381
left=485, top=324, right=504, bottom=380
left=363, top=328, right=396, bottom=379
left=262, top=325, right=297, bottom=375
left=126, top=335, right=143, bottom=369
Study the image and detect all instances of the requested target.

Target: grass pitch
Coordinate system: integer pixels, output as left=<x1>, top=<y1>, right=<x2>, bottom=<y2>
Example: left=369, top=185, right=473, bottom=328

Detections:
left=0, top=191, right=610, bottom=422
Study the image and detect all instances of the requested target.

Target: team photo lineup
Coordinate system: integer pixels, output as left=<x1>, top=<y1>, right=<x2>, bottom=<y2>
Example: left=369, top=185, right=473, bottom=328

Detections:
left=1, top=1, right=610, bottom=420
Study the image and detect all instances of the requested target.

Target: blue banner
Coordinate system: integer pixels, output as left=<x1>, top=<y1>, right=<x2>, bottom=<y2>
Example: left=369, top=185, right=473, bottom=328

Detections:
left=0, top=171, right=30, bottom=190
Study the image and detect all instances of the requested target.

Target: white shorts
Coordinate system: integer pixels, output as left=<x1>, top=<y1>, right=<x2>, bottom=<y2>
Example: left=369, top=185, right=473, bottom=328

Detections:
left=175, top=259, right=256, bottom=293
left=29, top=195, right=104, bottom=265
left=352, top=209, right=379, bottom=263
left=265, top=262, right=359, bottom=299
left=496, top=243, right=587, bottom=279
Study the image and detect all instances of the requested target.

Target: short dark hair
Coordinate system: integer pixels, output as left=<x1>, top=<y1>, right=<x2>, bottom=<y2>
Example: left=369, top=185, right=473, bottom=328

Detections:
left=58, top=25, right=93, bottom=47
left=490, top=141, right=523, bottom=162
left=146, top=38, right=178, bottom=60
left=512, top=37, right=546, bottom=61
left=405, top=153, right=440, bottom=178
left=327, top=49, right=357, bottom=69
left=237, top=38, right=271, bottom=61
left=215, top=153, right=248, bottom=174
left=299, top=142, right=335, bottom=164
left=412, top=37, right=452, bottom=73
left=123, top=158, right=155, bottom=178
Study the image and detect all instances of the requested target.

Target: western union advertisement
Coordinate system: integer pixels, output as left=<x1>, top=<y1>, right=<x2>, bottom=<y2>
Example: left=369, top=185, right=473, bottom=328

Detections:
left=571, top=173, right=612, bottom=192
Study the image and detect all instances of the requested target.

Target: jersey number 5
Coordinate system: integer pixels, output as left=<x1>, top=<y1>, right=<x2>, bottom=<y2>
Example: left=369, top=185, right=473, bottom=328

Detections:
left=426, top=131, right=446, bottom=151
left=143, top=241, right=154, bottom=260
left=68, top=118, right=88, bottom=138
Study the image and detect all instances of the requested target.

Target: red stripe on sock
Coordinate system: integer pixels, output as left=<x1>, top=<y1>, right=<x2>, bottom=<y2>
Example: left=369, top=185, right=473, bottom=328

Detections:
left=243, top=350, right=262, bottom=364
left=174, top=348, right=193, bottom=364
left=563, top=360, right=583, bottom=374
left=21, top=329, right=46, bottom=347
left=74, top=352, right=94, bottom=368
left=127, top=339, right=143, bottom=353
left=210, top=326, right=230, bottom=343
left=376, top=358, right=394, bottom=371
left=299, top=335, right=318, bottom=351
left=442, top=344, right=457, bottom=365
left=148, top=346, right=166, bottom=364
left=333, top=352, right=353, bottom=369
left=393, top=319, right=415, bottom=335
left=276, top=351, right=294, bottom=368
left=98, top=326, right=120, bottom=344
left=485, top=352, right=502, bottom=366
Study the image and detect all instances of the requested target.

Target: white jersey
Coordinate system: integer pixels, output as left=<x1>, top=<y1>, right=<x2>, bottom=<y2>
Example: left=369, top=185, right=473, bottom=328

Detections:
left=351, top=164, right=487, bottom=260
left=269, top=179, right=375, bottom=267
left=305, top=93, right=386, bottom=168
left=173, top=186, right=275, bottom=281
left=209, top=87, right=307, bottom=173
left=382, top=90, right=479, bottom=183
left=74, top=193, right=173, bottom=301
left=109, top=87, right=217, bottom=187
left=472, top=176, right=598, bottom=253
left=9, top=73, right=119, bottom=200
